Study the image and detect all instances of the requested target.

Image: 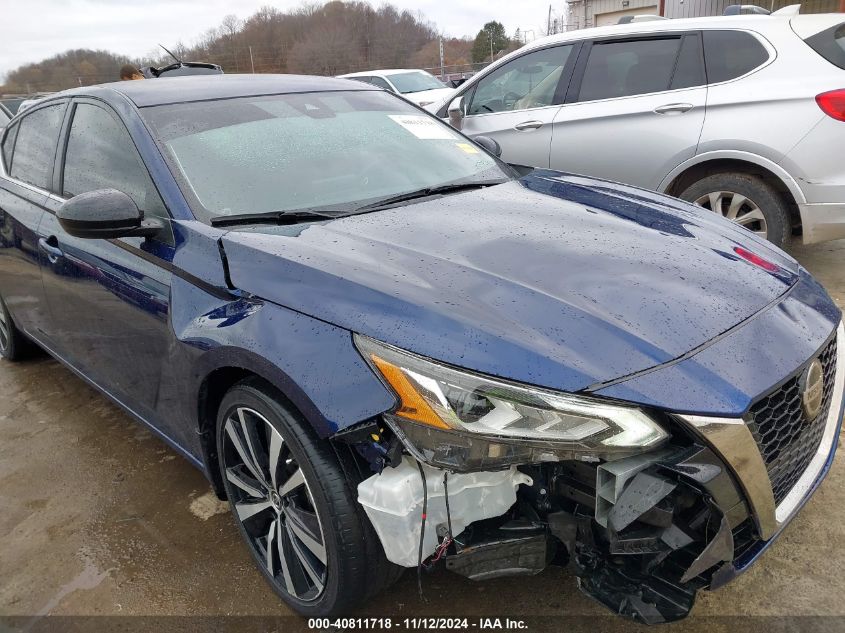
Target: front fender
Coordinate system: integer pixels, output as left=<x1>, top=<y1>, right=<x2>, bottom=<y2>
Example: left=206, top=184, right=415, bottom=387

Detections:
left=171, top=277, right=396, bottom=439
left=658, top=149, right=807, bottom=205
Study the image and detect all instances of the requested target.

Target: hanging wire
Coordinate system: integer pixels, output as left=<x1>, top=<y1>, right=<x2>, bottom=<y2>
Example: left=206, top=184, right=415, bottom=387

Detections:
left=415, top=459, right=428, bottom=601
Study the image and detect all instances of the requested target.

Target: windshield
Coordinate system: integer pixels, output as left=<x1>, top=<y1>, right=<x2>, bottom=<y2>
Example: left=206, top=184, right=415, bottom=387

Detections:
left=142, top=90, right=507, bottom=221
left=387, top=72, right=445, bottom=94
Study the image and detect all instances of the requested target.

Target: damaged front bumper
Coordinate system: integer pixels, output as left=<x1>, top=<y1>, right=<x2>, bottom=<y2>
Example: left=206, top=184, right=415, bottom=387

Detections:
left=351, top=323, right=845, bottom=624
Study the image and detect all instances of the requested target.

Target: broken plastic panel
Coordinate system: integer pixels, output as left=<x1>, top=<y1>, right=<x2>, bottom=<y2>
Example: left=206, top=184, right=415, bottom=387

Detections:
left=356, top=456, right=532, bottom=567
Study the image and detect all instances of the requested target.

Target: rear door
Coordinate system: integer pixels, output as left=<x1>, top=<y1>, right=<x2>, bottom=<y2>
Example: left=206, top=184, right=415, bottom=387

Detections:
left=38, top=98, right=174, bottom=423
left=0, top=102, right=66, bottom=341
left=549, top=33, right=707, bottom=189
left=456, top=43, right=580, bottom=168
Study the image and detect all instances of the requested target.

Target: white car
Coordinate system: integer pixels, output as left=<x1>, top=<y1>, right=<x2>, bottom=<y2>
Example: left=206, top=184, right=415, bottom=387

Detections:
left=338, top=69, right=454, bottom=107
left=426, top=7, right=845, bottom=246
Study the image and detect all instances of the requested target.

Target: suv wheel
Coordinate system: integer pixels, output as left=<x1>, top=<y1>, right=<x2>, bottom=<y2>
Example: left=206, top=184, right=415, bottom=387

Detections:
left=678, top=173, right=790, bottom=247
left=216, top=379, right=400, bottom=616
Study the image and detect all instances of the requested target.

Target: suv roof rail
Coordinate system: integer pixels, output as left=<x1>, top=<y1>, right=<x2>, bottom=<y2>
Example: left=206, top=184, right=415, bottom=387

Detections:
left=618, top=14, right=669, bottom=23
left=723, top=4, right=771, bottom=14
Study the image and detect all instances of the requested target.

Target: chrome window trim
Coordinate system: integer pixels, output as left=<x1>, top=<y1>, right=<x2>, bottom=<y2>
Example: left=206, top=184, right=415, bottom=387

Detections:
left=677, top=320, right=844, bottom=540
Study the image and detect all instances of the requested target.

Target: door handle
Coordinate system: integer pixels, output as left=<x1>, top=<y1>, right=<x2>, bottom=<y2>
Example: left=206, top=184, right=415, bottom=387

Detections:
left=514, top=120, right=544, bottom=131
left=38, top=236, right=64, bottom=262
left=653, top=103, right=694, bottom=115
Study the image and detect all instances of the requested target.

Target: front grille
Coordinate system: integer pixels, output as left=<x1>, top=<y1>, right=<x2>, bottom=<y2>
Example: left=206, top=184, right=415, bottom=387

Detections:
left=747, top=335, right=837, bottom=505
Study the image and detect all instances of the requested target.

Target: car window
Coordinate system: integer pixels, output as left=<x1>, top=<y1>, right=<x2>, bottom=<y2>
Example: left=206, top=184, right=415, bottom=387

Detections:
left=802, top=22, right=845, bottom=71
left=670, top=34, right=705, bottom=90
left=369, top=76, right=394, bottom=91
left=142, top=90, right=509, bottom=221
left=9, top=103, right=64, bottom=190
left=702, top=30, right=769, bottom=83
left=387, top=72, right=444, bottom=94
left=1, top=124, right=18, bottom=172
left=62, top=103, right=168, bottom=220
left=578, top=38, right=682, bottom=102
left=468, top=45, right=574, bottom=115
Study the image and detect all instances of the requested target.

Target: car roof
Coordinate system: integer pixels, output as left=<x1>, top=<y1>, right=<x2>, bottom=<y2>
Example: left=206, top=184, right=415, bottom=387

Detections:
left=520, top=12, right=796, bottom=49
left=53, top=74, right=376, bottom=108
left=340, top=69, right=428, bottom=78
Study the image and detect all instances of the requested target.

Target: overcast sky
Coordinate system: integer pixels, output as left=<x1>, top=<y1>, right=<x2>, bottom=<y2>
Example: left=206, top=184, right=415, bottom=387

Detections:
left=0, top=0, right=559, bottom=81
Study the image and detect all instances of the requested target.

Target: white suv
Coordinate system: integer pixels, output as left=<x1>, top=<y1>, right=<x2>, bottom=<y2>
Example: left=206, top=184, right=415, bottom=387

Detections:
left=428, top=8, right=845, bottom=246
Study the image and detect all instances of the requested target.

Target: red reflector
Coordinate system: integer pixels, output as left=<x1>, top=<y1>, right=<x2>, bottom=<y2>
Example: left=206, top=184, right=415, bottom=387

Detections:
left=734, top=246, right=779, bottom=272
left=816, top=89, right=845, bottom=122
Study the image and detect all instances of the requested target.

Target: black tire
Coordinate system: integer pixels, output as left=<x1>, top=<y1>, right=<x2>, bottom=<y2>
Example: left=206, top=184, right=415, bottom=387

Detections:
left=216, top=378, right=401, bottom=617
left=678, top=172, right=790, bottom=248
left=0, top=296, right=31, bottom=361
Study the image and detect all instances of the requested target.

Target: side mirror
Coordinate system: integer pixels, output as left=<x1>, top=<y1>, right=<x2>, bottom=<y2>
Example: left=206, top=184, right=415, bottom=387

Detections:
left=448, top=95, right=465, bottom=130
left=57, top=189, right=162, bottom=240
left=472, top=135, right=502, bottom=158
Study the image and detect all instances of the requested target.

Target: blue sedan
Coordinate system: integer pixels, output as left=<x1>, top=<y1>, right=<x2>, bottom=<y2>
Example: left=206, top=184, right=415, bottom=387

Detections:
left=0, top=75, right=841, bottom=623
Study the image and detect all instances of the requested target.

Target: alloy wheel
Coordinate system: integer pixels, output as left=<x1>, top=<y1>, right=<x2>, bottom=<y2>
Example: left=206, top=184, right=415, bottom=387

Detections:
left=694, top=190, right=768, bottom=239
left=222, top=406, right=327, bottom=601
left=0, top=303, right=10, bottom=353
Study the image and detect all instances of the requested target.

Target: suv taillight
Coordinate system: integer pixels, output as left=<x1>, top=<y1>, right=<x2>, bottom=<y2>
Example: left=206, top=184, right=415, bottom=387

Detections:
left=816, top=90, right=845, bottom=121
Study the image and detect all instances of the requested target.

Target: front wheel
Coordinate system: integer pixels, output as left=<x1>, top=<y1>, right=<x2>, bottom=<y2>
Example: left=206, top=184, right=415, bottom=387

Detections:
left=216, top=379, right=399, bottom=616
left=678, top=173, right=790, bottom=248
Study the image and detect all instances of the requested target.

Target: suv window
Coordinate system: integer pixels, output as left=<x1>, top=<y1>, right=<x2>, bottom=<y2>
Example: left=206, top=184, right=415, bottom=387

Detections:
left=578, top=38, right=682, bottom=102
left=468, top=45, right=574, bottom=115
left=702, top=30, right=769, bottom=83
left=804, top=22, right=845, bottom=71
left=62, top=103, right=167, bottom=219
left=9, top=103, right=64, bottom=190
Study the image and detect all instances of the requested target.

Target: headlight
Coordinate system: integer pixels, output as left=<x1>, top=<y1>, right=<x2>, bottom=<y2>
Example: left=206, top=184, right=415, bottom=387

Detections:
left=355, top=335, right=668, bottom=471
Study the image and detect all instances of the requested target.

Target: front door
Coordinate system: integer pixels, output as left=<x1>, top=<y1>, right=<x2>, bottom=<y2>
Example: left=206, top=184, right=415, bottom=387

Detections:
left=39, top=99, right=175, bottom=427
left=458, top=43, right=579, bottom=168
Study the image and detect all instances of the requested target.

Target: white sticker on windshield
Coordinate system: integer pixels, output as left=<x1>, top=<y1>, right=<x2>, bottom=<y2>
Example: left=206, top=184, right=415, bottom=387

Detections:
left=388, top=115, right=457, bottom=140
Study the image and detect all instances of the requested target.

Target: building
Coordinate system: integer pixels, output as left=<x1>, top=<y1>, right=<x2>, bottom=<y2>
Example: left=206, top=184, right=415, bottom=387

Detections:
left=564, top=0, right=843, bottom=30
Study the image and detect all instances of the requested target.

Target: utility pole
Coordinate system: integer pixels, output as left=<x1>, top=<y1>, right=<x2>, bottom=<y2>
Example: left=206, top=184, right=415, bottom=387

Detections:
left=439, top=36, right=445, bottom=80
left=249, top=46, right=255, bottom=73
left=487, top=28, right=494, bottom=63
left=547, top=5, right=552, bottom=35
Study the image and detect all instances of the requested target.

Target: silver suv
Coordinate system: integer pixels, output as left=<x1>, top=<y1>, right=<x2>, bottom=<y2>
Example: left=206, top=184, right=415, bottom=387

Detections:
left=428, top=9, right=845, bottom=247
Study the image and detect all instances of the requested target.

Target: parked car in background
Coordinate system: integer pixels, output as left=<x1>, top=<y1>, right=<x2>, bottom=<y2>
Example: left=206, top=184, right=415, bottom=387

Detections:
left=17, top=93, right=55, bottom=114
left=0, top=103, right=10, bottom=130
left=429, top=9, right=845, bottom=247
left=0, top=99, right=25, bottom=115
left=339, top=68, right=453, bottom=106
left=0, top=74, right=842, bottom=623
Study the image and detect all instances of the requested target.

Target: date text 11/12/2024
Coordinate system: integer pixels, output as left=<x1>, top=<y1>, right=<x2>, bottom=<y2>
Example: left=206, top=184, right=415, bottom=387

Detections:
left=307, top=618, right=529, bottom=629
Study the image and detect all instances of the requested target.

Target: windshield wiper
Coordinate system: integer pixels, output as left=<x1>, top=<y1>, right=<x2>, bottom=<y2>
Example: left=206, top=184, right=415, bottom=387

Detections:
left=351, top=181, right=507, bottom=214
left=210, top=210, right=336, bottom=228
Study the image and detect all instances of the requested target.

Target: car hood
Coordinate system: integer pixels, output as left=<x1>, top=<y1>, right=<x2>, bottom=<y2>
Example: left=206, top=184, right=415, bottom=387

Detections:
left=220, top=171, right=799, bottom=394
left=403, top=87, right=454, bottom=105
